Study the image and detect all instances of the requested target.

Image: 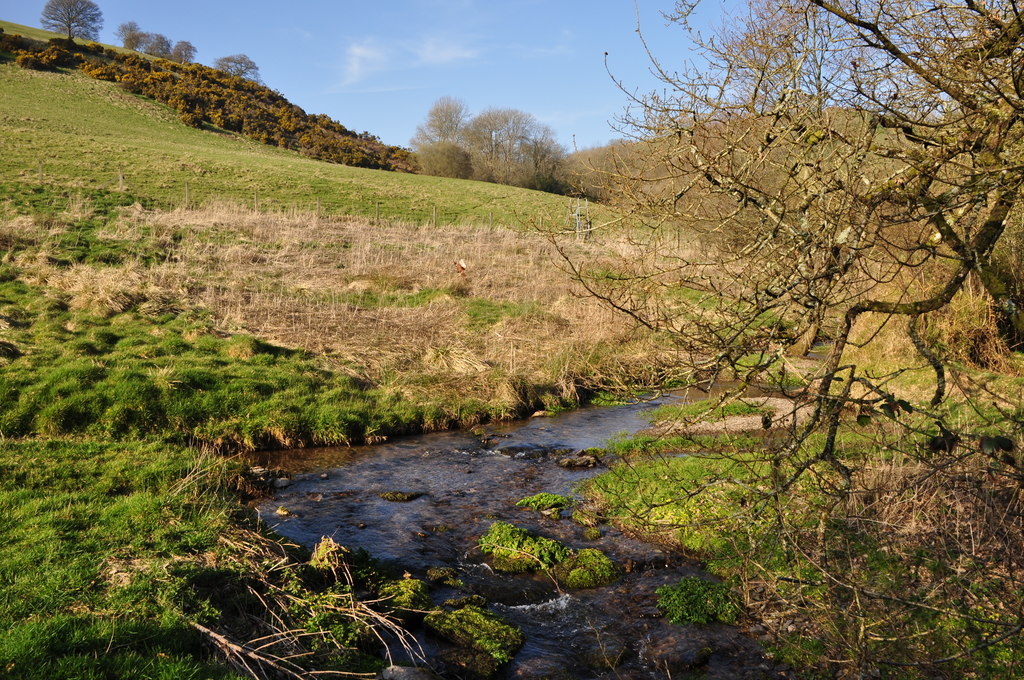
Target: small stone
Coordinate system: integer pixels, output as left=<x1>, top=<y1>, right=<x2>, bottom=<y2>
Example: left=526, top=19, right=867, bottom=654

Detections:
left=273, top=477, right=292, bottom=488
left=556, top=454, right=600, bottom=469
left=357, top=522, right=367, bottom=529
left=319, top=472, right=329, bottom=479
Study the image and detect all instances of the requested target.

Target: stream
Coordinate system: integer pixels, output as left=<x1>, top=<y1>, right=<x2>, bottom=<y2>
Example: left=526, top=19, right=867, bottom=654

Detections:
left=256, top=393, right=788, bottom=679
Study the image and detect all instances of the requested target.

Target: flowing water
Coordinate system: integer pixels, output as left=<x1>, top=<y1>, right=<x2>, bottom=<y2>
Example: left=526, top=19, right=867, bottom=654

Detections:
left=256, top=393, right=787, bottom=679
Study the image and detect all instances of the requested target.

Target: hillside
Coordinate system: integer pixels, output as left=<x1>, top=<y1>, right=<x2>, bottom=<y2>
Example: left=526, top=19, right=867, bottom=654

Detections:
left=0, top=19, right=579, bottom=226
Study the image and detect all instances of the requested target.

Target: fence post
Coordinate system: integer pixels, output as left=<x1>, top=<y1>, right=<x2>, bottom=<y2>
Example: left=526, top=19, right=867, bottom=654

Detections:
left=432, top=206, right=437, bottom=227
left=118, top=168, right=125, bottom=192
left=184, top=180, right=190, bottom=208
left=375, top=201, right=381, bottom=221
left=38, top=159, right=43, bottom=183
left=316, top=196, right=321, bottom=216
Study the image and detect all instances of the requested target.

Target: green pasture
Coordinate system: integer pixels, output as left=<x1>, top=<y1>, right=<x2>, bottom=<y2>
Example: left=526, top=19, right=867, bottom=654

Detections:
left=0, top=44, right=578, bottom=227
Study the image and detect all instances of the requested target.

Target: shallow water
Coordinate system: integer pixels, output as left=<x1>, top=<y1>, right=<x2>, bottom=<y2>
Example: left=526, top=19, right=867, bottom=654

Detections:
left=257, top=393, right=784, bottom=679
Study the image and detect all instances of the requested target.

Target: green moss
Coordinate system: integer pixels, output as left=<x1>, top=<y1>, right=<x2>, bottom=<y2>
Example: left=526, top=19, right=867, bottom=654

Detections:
left=424, top=605, right=524, bottom=665
left=378, top=491, right=424, bottom=502
left=309, top=537, right=348, bottom=572
left=477, top=521, right=570, bottom=573
left=552, top=548, right=620, bottom=589
left=426, top=566, right=463, bottom=588
left=656, top=577, right=741, bottom=625
left=442, top=595, right=487, bottom=609
left=515, top=492, right=570, bottom=512
left=378, top=578, right=432, bottom=613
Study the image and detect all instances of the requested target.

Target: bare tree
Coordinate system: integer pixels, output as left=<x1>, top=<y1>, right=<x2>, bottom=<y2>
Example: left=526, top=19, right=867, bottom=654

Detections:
left=462, top=107, right=566, bottom=187
left=40, top=0, right=103, bottom=41
left=564, top=0, right=1024, bottom=674
left=170, top=40, right=196, bottom=64
left=115, top=20, right=146, bottom=50
left=214, top=53, right=261, bottom=82
left=142, top=33, right=173, bottom=60
left=411, top=99, right=567, bottom=190
left=410, top=96, right=471, bottom=149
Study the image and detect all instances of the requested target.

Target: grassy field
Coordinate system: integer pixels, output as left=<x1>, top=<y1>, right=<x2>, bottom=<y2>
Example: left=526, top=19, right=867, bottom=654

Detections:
left=0, top=39, right=585, bottom=227
left=0, top=199, right=666, bottom=448
left=7, top=15, right=1024, bottom=679
left=0, top=30, right=677, bottom=677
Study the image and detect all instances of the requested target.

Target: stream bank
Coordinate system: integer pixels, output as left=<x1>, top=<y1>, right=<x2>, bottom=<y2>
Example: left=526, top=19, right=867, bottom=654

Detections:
left=256, top=394, right=792, bottom=679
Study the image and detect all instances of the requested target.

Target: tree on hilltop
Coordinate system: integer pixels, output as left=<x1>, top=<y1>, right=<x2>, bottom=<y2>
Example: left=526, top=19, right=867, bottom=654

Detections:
left=214, top=54, right=261, bottom=82
left=41, top=0, right=103, bottom=41
left=142, top=33, right=173, bottom=60
left=170, top=40, right=196, bottom=64
left=115, top=21, right=145, bottom=50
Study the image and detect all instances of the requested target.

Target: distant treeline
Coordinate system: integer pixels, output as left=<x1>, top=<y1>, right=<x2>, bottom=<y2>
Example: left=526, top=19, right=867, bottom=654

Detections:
left=0, top=29, right=414, bottom=172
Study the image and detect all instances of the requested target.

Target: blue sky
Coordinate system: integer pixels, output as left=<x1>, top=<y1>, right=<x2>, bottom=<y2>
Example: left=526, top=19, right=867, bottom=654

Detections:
left=1, top=1, right=731, bottom=150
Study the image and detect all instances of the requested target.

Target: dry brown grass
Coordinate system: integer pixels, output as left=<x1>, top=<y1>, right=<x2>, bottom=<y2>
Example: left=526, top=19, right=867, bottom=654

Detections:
left=10, top=201, right=675, bottom=409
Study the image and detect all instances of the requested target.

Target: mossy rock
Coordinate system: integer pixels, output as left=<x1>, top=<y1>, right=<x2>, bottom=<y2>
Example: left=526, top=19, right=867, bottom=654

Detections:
left=425, top=605, right=524, bottom=667
left=379, top=578, right=432, bottom=613
left=442, top=594, right=487, bottom=609
left=426, top=566, right=461, bottom=586
left=515, top=492, right=570, bottom=512
left=478, top=521, right=570, bottom=573
left=571, top=507, right=600, bottom=527
left=438, top=648, right=500, bottom=679
left=552, top=548, right=621, bottom=589
left=379, top=490, right=425, bottom=502
left=309, top=536, right=348, bottom=572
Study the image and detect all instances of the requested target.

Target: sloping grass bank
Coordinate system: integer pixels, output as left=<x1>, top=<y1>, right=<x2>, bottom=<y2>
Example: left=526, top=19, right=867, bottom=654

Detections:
left=0, top=55, right=583, bottom=227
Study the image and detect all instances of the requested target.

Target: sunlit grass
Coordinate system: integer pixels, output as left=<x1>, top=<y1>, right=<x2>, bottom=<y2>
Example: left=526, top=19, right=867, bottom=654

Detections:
left=0, top=56, right=588, bottom=227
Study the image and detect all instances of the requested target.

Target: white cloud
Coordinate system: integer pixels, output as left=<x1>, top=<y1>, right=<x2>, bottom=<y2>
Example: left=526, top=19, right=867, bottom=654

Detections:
left=413, top=36, right=479, bottom=65
left=340, top=39, right=392, bottom=87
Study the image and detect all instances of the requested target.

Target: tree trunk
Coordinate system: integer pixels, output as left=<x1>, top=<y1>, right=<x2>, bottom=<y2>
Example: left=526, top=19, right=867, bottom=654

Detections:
left=976, top=263, right=1024, bottom=349
left=789, top=319, right=821, bottom=357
